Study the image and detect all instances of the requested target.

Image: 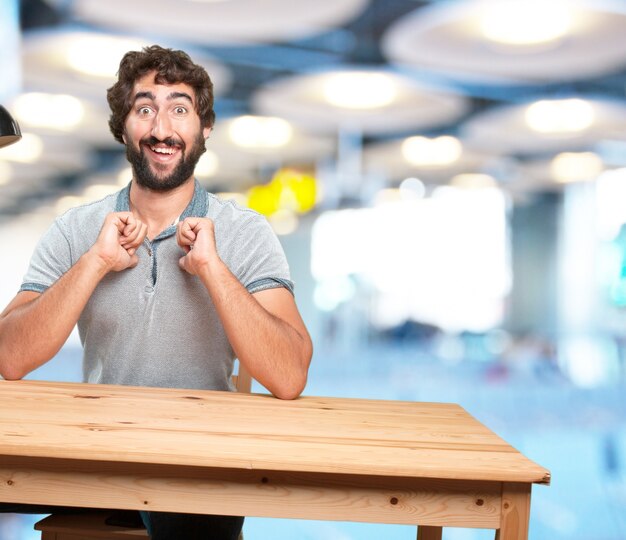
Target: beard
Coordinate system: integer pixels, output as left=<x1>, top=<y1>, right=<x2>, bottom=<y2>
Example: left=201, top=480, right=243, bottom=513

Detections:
left=125, top=131, right=206, bottom=192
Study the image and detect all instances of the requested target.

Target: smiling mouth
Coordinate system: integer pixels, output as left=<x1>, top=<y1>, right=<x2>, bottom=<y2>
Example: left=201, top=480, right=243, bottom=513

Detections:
left=151, top=145, right=175, bottom=155
left=140, top=136, right=184, bottom=158
left=142, top=142, right=183, bottom=164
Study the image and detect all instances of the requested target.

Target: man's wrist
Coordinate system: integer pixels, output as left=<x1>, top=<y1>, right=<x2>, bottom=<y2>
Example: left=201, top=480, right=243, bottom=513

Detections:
left=197, top=252, right=229, bottom=284
left=82, top=248, right=116, bottom=276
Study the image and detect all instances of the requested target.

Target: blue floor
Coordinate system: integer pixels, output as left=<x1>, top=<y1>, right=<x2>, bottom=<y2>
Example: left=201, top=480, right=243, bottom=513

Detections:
left=3, top=342, right=625, bottom=539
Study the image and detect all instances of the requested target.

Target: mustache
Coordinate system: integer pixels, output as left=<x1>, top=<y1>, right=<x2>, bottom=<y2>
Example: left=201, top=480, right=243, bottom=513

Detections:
left=140, top=135, right=184, bottom=148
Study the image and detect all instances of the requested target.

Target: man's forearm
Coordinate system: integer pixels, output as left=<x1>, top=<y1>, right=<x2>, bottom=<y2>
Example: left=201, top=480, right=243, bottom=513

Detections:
left=0, top=212, right=146, bottom=380
left=0, top=251, right=110, bottom=379
left=198, top=260, right=312, bottom=399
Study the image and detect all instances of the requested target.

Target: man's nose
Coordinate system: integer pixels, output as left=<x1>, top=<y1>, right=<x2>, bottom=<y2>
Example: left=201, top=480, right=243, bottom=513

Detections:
left=151, top=110, right=173, bottom=141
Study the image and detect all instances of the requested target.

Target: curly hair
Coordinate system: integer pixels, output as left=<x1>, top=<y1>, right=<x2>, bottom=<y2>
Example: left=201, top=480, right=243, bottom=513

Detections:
left=107, top=45, right=215, bottom=144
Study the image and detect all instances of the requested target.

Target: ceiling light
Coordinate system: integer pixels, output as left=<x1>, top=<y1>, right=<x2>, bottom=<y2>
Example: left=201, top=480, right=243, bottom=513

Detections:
left=67, top=36, right=146, bottom=78
left=229, top=115, right=292, bottom=148
left=451, top=173, right=497, bottom=189
left=550, top=152, right=603, bottom=183
left=525, top=99, right=594, bottom=134
left=13, top=93, right=84, bottom=130
left=480, top=0, right=572, bottom=46
left=0, top=132, right=43, bottom=163
left=401, top=136, right=462, bottom=167
left=323, top=72, right=397, bottom=109
left=0, top=105, right=22, bottom=149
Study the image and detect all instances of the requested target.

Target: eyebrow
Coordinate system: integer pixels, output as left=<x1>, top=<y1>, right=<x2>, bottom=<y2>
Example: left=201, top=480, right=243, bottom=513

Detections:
left=169, top=91, right=193, bottom=104
left=132, top=91, right=194, bottom=104
left=133, top=91, right=155, bottom=103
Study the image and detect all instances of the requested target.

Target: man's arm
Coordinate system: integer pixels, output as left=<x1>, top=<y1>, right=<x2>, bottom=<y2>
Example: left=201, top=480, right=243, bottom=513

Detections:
left=177, top=217, right=313, bottom=400
left=0, top=212, right=147, bottom=380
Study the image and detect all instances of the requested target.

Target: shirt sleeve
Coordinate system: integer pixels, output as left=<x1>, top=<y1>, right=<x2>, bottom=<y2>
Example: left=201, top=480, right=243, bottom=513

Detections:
left=20, top=219, right=73, bottom=293
left=222, top=213, right=294, bottom=295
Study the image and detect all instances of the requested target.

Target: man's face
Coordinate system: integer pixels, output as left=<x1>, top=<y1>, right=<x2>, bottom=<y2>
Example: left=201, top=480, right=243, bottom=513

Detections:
left=123, top=71, right=211, bottom=191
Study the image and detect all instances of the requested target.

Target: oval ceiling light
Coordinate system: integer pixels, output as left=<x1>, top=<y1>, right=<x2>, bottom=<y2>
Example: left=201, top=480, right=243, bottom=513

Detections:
left=382, top=0, right=626, bottom=83
left=480, top=0, right=571, bottom=46
left=72, top=0, right=368, bottom=44
left=462, top=98, right=626, bottom=155
left=229, top=115, right=292, bottom=148
left=252, top=68, right=468, bottom=135
left=22, top=30, right=232, bottom=106
left=451, top=173, right=497, bottom=189
left=66, top=35, right=147, bottom=78
left=401, top=135, right=462, bottom=167
left=323, top=72, right=397, bottom=109
left=550, top=152, right=604, bottom=183
left=13, top=93, right=84, bottom=131
left=525, top=99, right=595, bottom=134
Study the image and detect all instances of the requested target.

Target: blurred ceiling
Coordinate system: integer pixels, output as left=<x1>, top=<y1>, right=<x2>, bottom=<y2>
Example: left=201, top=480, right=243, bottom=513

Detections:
left=1, top=0, right=626, bottom=219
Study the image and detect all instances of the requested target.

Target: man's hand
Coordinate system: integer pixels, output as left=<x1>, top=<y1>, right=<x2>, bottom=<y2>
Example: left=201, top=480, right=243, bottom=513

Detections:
left=91, top=212, right=148, bottom=272
left=176, top=217, right=220, bottom=275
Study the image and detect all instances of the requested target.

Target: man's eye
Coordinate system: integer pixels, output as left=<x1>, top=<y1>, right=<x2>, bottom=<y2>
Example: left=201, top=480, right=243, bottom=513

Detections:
left=174, top=106, right=187, bottom=114
left=138, top=107, right=152, bottom=115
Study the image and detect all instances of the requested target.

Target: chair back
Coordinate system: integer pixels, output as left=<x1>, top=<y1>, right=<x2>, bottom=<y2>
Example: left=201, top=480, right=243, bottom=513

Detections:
left=232, top=360, right=252, bottom=393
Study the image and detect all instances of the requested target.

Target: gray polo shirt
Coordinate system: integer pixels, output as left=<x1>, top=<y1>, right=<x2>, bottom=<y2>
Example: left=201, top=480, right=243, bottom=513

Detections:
left=21, top=180, right=293, bottom=391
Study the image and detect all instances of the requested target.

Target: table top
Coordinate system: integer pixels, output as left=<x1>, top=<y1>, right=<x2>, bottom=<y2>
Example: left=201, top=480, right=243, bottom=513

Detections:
left=0, top=379, right=550, bottom=485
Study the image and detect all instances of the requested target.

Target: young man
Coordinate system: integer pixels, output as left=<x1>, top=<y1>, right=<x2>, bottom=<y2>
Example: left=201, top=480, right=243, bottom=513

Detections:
left=0, top=45, right=313, bottom=540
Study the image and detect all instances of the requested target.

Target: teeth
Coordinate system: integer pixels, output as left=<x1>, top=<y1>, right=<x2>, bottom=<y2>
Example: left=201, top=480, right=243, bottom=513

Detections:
left=151, top=146, right=174, bottom=154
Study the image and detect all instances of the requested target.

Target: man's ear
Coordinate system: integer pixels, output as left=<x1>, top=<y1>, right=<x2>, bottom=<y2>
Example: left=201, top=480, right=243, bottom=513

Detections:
left=122, top=133, right=127, bottom=144
left=203, top=126, right=212, bottom=139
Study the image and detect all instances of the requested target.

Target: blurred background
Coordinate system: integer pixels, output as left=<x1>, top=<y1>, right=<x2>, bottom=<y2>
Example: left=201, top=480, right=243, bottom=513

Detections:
left=1, top=0, right=626, bottom=538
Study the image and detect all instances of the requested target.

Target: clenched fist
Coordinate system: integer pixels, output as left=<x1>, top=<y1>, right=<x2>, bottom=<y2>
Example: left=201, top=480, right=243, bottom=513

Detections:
left=176, top=217, right=220, bottom=276
left=91, top=212, right=148, bottom=272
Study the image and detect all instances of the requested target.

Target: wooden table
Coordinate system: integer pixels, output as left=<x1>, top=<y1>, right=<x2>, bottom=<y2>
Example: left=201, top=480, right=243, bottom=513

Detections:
left=0, top=380, right=549, bottom=540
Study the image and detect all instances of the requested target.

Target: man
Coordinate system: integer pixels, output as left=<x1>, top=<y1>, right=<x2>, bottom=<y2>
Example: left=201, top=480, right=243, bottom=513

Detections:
left=0, top=45, right=313, bottom=540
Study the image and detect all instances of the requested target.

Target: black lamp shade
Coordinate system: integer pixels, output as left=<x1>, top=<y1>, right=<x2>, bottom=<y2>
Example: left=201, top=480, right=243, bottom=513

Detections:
left=0, top=105, right=22, bottom=149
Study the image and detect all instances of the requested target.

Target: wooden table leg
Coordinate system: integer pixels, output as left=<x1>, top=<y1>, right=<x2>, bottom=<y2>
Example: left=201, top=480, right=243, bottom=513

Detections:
left=417, top=525, right=443, bottom=540
left=495, top=482, right=531, bottom=540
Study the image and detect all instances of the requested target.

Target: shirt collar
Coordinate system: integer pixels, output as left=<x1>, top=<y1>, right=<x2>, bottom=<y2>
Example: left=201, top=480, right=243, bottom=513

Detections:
left=115, top=179, right=209, bottom=239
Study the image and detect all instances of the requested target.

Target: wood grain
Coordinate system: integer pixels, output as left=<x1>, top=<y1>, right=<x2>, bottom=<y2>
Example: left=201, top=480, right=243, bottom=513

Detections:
left=1, top=456, right=502, bottom=528
left=0, top=380, right=550, bottom=485
left=0, top=379, right=549, bottom=539
left=496, top=482, right=531, bottom=540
